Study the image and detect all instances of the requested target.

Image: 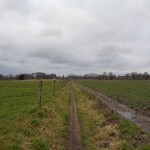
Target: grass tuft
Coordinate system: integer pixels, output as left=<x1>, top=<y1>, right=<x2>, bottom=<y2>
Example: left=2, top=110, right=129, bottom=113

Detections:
left=37, top=110, right=48, bottom=118
left=31, top=118, right=40, bottom=127
left=140, top=145, right=150, bottom=150
left=32, top=138, right=49, bottom=150
left=29, top=107, right=38, bottom=114
left=122, top=142, right=134, bottom=150
left=18, top=127, right=34, bottom=137
left=12, top=138, right=21, bottom=150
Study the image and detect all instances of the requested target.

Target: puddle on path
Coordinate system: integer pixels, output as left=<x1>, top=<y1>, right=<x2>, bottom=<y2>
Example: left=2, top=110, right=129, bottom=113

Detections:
left=117, top=111, right=133, bottom=121
left=117, top=111, right=149, bottom=132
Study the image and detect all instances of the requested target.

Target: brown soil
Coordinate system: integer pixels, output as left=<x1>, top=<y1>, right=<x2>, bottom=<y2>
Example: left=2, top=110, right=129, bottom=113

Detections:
left=77, top=83, right=150, bottom=133
left=68, top=86, right=84, bottom=150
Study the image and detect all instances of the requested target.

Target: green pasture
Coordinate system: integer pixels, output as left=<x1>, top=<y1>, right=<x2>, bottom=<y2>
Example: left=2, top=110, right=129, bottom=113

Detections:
left=0, top=80, right=69, bottom=150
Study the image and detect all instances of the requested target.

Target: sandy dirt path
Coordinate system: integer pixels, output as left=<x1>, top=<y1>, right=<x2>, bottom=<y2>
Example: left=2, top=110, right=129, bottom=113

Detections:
left=68, top=86, right=84, bottom=150
left=77, top=83, right=150, bottom=133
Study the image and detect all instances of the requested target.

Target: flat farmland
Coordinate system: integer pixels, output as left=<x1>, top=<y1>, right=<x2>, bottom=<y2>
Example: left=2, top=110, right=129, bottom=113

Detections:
left=1, top=80, right=150, bottom=150
left=0, top=80, right=70, bottom=150
left=77, top=80, right=150, bottom=117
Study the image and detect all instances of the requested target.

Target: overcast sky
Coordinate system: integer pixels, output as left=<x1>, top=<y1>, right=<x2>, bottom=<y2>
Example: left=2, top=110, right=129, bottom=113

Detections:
left=0, top=0, right=150, bottom=75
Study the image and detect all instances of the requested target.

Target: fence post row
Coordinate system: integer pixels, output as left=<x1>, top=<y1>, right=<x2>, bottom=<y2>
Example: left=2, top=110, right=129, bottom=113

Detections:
left=38, top=79, right=69, bottom=109
left=38, top=80, right=42, bottom=109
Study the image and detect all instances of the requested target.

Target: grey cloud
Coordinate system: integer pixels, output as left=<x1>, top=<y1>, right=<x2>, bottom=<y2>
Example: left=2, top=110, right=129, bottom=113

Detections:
left=95, top=46, right=131, bottom=69
left=39, top=27, right=62, bottom=37
left=0, top=0, right=30, bottom=14
left=0, top=0, right=150, bottom=75
left=29, top=47, right=90, bottom=67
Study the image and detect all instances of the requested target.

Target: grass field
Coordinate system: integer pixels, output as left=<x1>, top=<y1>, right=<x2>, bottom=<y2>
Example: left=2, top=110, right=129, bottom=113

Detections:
left=1, top=80, right=150, bottom=150
left=77, top=80, right=150, bottom=116
left=0, top=80, right=70, bottom=150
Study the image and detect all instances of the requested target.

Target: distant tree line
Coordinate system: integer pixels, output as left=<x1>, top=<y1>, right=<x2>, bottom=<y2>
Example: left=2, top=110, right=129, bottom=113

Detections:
left=0, top=72, right=150, bottom=80
left=0, top=72, right=57, bottom=80
left=66, top=72, right=150, bottom=80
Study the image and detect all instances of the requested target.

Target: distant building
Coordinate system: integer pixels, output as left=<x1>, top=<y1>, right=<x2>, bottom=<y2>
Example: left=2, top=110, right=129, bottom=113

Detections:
left=127, top=77, right=133, bottom=80
left=32, top=72, right=46, bottom=79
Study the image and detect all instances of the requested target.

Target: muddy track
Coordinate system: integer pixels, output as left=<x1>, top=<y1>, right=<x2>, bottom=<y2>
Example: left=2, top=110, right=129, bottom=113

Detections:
left=77, top=83, right=150, bottom=133
left=68, top=86, right=84, bottom=150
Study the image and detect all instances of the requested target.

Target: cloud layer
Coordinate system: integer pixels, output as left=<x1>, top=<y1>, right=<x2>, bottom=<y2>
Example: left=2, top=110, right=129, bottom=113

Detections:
left=0, top=0, right=150, bottom=75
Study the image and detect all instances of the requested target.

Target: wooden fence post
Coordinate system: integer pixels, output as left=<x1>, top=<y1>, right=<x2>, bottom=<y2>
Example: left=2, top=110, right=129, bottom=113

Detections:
left=53, top=79, right=56, bottom=94
left=64, top=80, right=66, bottom=87
left=60, top=79, right=62, bottom=89
left=38, top=81, right=42, bottom=109
left=61, top=79, right=63, bottom=88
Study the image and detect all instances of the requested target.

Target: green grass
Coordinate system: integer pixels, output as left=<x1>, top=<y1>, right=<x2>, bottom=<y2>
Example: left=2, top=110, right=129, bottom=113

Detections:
left=140, top=145, right=150, bottom=150
left=12, top=138, right=21, bottom=150
left=32, top=138, right=49, bottom=150
left=77, top=80, right=150, bottom=116
left=122, top=142, right=134, bottom=150
left=74, top=84, right=122, bottom=149
left=30, top=118, right=40, bottom=127
left=1, top=80, right=150, bottom=149
left=73, top=83, right=150, bottom=150
left=0, top=80, right=70, bottom=150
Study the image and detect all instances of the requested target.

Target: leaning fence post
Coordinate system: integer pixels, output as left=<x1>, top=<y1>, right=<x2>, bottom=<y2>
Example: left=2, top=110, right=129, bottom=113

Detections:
left=38, top=80, right=42, bottom=109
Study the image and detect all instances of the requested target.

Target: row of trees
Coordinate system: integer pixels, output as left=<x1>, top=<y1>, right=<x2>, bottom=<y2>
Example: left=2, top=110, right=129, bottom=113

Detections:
left=0, top=72, right=57, bottom=80
left=0, top=72, right=150, bottom=80
left=67, top=72, right=150, bottom=80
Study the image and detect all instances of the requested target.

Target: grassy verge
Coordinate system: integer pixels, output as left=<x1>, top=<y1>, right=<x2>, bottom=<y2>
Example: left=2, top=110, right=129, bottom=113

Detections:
left=73, top=83, right=150, bottom=150
left=0, top=80, right=70, bottom=150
